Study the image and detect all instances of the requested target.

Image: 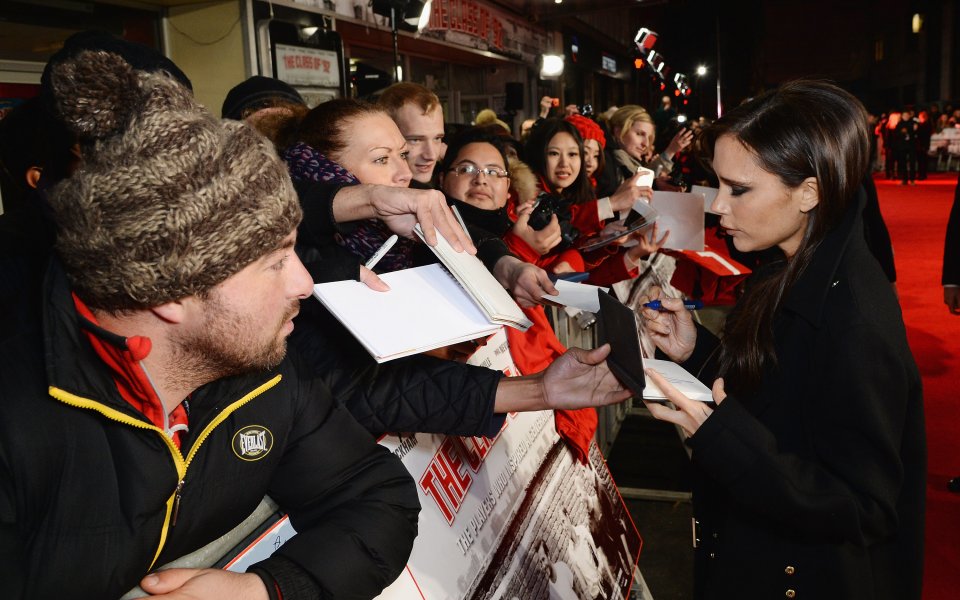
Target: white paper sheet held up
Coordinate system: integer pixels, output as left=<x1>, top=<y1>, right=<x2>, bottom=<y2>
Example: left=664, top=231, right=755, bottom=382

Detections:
left=541, top=280, right=609, bottom=313
left=691, top=185, right=719, bottom=215
left=643, top=357, right=713, bottom=402
left=641, top=191, right=706, bottom=251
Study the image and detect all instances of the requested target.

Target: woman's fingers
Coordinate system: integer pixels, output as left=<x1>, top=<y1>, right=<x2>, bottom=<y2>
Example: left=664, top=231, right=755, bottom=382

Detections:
left=645, top=368, right=713, bottom=435
left=359, top=266, right=390, bottom=291
left=712, top=377, right=726, bottom=405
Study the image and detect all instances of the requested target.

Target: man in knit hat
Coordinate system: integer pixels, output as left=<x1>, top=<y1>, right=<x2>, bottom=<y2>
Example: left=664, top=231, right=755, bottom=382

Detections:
left=0, top=49, right=419, bottom=599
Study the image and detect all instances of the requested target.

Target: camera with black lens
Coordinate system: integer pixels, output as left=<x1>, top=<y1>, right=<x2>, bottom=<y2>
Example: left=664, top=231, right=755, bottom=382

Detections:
left=578, top=103, right=594, bottom=117
left=527, top=191, right=559, bottom=231
left=528, top=191, right=580, bottom=248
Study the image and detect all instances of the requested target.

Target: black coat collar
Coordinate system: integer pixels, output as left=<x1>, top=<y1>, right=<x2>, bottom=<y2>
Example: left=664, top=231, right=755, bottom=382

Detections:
left=780, top=189, right=867, bottom=328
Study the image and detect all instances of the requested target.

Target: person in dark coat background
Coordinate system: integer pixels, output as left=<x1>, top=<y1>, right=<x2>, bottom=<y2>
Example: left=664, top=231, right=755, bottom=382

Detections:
left=894, top=109, right=918, bottom=185
left=943, top=177, right=960, bottom=492
left=639, top=81, right=925, bottom=600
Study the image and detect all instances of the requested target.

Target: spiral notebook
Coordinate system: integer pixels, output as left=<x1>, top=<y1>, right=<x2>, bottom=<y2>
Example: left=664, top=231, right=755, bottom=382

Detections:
left=413, top=224, right=533, bottom=332
left=313, top=264, right=505, bottom=363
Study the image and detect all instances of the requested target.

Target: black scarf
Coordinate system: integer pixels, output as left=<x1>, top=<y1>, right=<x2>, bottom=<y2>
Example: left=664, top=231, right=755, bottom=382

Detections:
left=447, top=197, right=513, bottom=238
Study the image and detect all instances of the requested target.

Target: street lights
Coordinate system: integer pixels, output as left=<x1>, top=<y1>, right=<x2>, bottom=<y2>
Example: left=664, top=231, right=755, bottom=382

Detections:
left=695, top=65, right=707, bottom=119
left=371, top=0, right=432, bottom=82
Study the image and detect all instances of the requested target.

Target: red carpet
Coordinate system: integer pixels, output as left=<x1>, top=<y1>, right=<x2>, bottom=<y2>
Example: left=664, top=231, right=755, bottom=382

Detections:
left=873, top=173, right=960, bottom=600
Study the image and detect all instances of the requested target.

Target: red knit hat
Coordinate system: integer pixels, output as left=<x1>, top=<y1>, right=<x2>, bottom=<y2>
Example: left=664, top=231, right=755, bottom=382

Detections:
left=565, top=114, right=606, bottom=149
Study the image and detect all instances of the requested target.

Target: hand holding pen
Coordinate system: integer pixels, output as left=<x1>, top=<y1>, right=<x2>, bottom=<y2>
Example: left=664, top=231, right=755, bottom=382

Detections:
left=638, top=287, right=699, bottom=364
left=643, top=299, right=703, bottom=311
left=358, top=234, right=398, bottom=292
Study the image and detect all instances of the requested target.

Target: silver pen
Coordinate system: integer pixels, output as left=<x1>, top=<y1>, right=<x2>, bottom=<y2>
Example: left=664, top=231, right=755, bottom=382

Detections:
left=365, top=234, right=399, bottom=270
left=450, top=205, right=474, bottom=244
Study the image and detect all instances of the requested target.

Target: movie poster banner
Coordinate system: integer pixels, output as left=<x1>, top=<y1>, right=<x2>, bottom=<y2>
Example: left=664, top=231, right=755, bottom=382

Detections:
left=220, top=329, right=641, bottom=599
left=375, top=414, right=641, bottom=599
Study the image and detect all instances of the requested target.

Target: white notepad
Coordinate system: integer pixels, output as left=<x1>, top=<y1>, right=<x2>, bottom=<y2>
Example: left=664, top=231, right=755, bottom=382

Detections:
left=312, top=264, right=503, bottom=363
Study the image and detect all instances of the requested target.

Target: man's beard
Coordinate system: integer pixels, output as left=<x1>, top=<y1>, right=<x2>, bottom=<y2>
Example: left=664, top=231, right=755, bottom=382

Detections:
left=172, top=295, right=300, bottom=383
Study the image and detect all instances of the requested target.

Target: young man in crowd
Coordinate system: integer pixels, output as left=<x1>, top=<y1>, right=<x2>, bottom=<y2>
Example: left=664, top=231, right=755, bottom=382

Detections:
left=378, top=82, right=447, bottom=187
left=0, top=50, right=421, bottom=600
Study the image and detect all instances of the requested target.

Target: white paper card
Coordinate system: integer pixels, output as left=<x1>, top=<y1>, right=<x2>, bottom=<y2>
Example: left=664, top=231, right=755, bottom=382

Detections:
left=644, top=191, right=706, bottom=251
left=691, top=185, right=720, bottom=215
left=541, top=280, right=609, bottom=313
left=643, top=357, right=713, bottom=402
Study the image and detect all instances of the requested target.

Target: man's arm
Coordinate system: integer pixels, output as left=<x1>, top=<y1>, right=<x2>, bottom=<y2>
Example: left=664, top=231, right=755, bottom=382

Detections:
left=295, top=180, right=474, bottom=252
left=494, top=345, right=632, bottom=413
left=251, top=359, right=419, bottom=599
left=331, top=184, right=474, bottom=251
left=492, top=255, right=558, bottom=307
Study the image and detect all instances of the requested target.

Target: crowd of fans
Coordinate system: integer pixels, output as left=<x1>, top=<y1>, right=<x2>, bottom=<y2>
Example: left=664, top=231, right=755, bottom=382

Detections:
left=0, top=29, right=931, bottom=600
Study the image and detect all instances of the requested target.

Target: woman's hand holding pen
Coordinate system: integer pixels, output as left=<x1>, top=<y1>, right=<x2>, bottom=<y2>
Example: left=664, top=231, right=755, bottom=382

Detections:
left=639, top=285, right=697, bottom=363
left=643, top=374, right=726, bottom=437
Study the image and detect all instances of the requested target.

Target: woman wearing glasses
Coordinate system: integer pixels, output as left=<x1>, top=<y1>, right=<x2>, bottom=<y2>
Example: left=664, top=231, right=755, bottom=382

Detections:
left=640, top=81, right=924, bottom=600
left=438, top=127, right=602, bottom=463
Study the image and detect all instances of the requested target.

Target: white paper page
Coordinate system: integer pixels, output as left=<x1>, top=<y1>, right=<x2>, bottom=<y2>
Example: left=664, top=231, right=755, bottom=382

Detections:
left=541, top=280, right=609, bottom=313
left=415, top=225, right=532, bottom=331
left=644, top=191, right=706, bottom=251
left=691, top=185, right=719, bottom=215
left=312, top=264, right=500, bottom=363
left=643, top=357, right=713, bottom=402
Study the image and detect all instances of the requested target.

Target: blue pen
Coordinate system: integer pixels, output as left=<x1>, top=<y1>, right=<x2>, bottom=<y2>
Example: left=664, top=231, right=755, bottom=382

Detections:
left=549, top=272, right=590, bottom=283
left=643, top=299, right=704, bottom=311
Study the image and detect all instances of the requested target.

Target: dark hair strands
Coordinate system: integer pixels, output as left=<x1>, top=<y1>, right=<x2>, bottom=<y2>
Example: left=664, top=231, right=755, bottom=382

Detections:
left=702, top=80, right=870, bottom=394
left=297, top=98, right=385, bottom=162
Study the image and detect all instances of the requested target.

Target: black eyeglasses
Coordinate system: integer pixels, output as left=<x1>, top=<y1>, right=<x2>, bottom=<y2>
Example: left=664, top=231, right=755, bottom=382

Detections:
left=447, top=164, right=510, bottom=179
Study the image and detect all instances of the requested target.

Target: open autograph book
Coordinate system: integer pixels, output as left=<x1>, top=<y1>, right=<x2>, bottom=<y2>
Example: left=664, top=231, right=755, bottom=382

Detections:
left=312, top=227, right=531, bottom=363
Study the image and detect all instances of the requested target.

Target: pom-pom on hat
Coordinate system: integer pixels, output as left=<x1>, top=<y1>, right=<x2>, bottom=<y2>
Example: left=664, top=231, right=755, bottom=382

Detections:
left=45, top=50, right=302, bottom=312
left=475, top=108, right=512, bottom=136
left=222, top=76, right=305, bottom=120
left=565, top=114, right=606, bottom=149
left=40, top=30, right=192, bottom=103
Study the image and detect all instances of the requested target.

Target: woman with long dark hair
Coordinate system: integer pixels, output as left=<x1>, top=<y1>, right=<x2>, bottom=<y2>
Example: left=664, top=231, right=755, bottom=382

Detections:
left=640, top=80, right=925, bottom=600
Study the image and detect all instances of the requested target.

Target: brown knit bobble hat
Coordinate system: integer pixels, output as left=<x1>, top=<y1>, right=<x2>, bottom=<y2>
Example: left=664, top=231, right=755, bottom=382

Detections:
left=46, top=50, right=302, bottom=312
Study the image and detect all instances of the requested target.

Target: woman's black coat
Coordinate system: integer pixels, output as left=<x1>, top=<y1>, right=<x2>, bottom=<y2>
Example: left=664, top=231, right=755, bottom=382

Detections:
left=681, top=195, right=925, bottom=600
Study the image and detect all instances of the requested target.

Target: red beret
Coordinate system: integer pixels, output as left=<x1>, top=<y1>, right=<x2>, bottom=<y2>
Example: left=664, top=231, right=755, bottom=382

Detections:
left=565, top=114, right=606, bottom=149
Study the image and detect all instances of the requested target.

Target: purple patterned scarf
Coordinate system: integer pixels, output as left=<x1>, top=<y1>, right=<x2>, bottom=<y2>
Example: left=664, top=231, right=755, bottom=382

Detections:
left=282, top=142, right=415, bottom=272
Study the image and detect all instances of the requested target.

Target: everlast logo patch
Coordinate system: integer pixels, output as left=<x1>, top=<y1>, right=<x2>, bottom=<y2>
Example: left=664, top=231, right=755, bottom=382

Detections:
left=232, top=426, right=274, bottom=461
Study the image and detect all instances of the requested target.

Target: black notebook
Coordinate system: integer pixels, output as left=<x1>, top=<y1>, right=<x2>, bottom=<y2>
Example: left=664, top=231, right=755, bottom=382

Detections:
left=597, top=289, right=646, bottom=397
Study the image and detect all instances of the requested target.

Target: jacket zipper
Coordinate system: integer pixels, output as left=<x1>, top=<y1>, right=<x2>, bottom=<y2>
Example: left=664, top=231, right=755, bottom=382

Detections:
left=47, top=374, right=282, bottom=569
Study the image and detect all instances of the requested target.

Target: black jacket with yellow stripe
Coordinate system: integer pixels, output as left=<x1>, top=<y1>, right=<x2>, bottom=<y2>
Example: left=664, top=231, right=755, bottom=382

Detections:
left=0, top=258, right=420, bottom=599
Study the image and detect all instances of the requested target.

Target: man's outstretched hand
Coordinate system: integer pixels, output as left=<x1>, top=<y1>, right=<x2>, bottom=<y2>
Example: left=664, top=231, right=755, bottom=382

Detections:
left=542, top=344, right=633, bottom=410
